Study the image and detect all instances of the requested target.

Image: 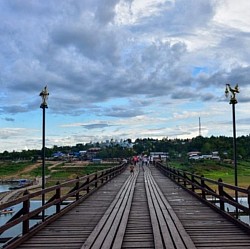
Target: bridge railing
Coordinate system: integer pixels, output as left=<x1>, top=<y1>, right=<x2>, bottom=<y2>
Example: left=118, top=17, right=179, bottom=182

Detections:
left=155, top=161, right=250, bottom=233
left=0, top=162, right=127, bottom=248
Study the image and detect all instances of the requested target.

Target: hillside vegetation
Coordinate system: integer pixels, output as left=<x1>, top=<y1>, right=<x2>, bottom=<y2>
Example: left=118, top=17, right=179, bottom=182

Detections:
left=170, top=159, right=250, bottom=188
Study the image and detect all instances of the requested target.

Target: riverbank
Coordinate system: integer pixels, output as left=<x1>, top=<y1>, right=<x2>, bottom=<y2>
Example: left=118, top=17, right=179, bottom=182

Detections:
left=0, top=178, right=42, bottom=203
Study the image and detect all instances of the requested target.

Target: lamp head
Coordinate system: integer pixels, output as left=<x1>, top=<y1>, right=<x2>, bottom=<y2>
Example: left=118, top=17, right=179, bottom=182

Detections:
left=40, top=86, right=49, bottom=108
left=225, top=83, right=239, bottom=105
left=225, top=85, right=229, bottom=98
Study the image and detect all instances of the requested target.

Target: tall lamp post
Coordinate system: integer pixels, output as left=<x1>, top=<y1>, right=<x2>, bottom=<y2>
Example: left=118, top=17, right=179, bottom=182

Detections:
left=40, top=86, right=49, bottom=221
left=225, top=83, right=239, bottom=217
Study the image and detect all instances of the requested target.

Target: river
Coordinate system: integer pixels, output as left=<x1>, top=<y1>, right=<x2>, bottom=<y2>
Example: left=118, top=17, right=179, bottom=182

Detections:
left=0, top=183, right=58, bottom=246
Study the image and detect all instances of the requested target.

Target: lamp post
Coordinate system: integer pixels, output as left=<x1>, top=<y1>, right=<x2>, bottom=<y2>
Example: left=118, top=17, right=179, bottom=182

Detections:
left=40, top=86, right=49, bottom=221
left=225, top=83, right=239, bottom=217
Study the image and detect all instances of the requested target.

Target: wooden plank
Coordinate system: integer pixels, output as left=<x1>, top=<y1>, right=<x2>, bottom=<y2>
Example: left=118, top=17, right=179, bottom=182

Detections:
left=144, top=172, right=164, bottom=249
left=82, top=171, right=138, bottom=249
left=122, top=167, right=155, bottom=249
left=14, top=164, right=250, bottom=249
left=147, top=170, right=197, bottom=249
left=103, top=172, right=137, bottom=249
left=112, top=172, right=137, bottom=249
left=150, top=165, right=250, bottom=249
left=16, top=171, right=131, bottom=249
left=145, top=172, right=176, bottom=249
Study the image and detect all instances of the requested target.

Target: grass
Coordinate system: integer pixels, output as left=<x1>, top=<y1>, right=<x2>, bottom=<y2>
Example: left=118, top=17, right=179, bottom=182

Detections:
left=0, top=161, right=34, bottom=177
left=168, top=159, right=250, bottom=189
left=30, top=161, right=118, bottom=185
left=0, top=160, right=118, bottom=184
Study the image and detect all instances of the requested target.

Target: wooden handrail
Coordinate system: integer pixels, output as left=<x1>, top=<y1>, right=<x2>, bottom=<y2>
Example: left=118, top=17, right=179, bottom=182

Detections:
left=155, top=161, right=250, bottom=232
left=0, top=162, right=127, bottom=247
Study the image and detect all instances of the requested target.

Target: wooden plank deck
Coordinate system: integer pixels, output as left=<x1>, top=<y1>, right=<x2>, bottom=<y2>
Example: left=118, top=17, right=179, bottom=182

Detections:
left=82, top=171, right=138, bottom=249
left=122, top=169, right=154, bottom=249
left=14, top=164, right=250, bottom=249
left=16, top=170, right=131, bottom=249
left=144, top=167, right=196, bottom=249
left=150, top=165, right=250, bottom=249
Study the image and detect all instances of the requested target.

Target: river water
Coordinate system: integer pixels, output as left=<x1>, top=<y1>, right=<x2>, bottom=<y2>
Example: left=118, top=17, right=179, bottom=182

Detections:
left=0, top=183, right=58, bottom=246
left=0, top=184, right=14, bottom=192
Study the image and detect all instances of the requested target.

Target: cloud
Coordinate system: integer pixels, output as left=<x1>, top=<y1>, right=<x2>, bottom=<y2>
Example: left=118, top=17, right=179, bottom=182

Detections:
left=0, top=0, right=250, bottom=151
left=103, top=106, right=145, bottom=117
left=81, top=123, right=113, bottom=130
left=4, top=117, right=15, bottom=122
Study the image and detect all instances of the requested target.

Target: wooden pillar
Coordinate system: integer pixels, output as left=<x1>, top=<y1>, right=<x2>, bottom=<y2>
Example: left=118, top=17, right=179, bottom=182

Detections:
left=101, top=172, right=104, bottom=184
left=56, top=181, right=61, bottom=213
left=86, top=176, right=90, bottom=193
left=22, top=190, right=30, bottom=235
left=75, top=177, right=79, bottom=201
left=191, top=175, right=195, bottom=192
left=201, top=175, right=205, bottom=199
left=218, top=178, right=225, bottom=211
left=183, top=172, right=187, bottom=187
left=248, top=185, right=250, bottom=209
left=94, top=173, right=98, bottom=188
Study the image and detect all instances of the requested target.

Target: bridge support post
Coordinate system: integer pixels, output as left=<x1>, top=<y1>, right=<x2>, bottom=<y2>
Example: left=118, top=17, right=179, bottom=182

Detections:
left=183, top=172, right=187, bottom=187
left=86, top=176, right=90, bottom=193
left=101, top=172, right=104, bottom=184
left=56, top=181, right=61, bottom=213
left=218, top=178, right=225, bottom=211
left=177, top=170, right=180, bottom=183
left=22, top=190, right=30, bottom=235
left=75, top=177, right=79, bottom=201
left=201, top=175, right=206, bottom=199
left=94, top=173, right=98, bottom=188
left=191, top=175, right=195, bottom=192
left=248, top=186, right=250, bottom=210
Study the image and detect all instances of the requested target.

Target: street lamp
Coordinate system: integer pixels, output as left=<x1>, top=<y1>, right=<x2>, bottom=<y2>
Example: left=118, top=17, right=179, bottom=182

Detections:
left=40, top=86, right=49, bottom=221
left=225, top=83, right=239, bottom=216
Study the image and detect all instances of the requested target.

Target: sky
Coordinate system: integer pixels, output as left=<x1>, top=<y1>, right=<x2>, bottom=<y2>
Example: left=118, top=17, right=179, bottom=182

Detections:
left=1, top=0, right=250, bottom=152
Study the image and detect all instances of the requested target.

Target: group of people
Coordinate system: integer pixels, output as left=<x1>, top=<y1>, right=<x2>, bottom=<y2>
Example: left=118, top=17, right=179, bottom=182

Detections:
left=132, top=155, right=150, bottom=166
left=129, top=155, right=150, bottom=174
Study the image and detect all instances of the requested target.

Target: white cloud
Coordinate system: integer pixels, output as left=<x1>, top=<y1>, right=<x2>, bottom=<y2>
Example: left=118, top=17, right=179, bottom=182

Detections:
left=0, top=0, right=250, bottom=152
left=214, top=0, right=250, bottom=32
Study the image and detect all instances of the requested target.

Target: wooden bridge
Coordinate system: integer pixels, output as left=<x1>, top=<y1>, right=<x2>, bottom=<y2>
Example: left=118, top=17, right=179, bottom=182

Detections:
left=0, top=162, right=250, bottom=249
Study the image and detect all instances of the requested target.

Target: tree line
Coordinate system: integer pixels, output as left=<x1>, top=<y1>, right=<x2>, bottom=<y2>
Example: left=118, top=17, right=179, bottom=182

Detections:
left=1, top=135, right=250, bottom=161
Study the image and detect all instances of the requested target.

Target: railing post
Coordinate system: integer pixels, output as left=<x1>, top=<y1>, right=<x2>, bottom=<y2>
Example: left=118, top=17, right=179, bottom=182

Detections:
left=106, top=170, right=109, bottom=181
left=75, top=177, right=79, bottom=201
left=168, top=165, right=171, bottom=178
left=22, top=190, right=30, bottom=235
left=191, top=175, right=195, bottom=192
left=56, top=181, right=61, bottom=213
left=86, top=176, right=90, bottom=193
left=183, top=172, right=187, bottom=187
left=218, top=178, right=225, bottom=211
left=165, top=164, right=168, bottom=177
left=248, top=185, right=250, bottom=209
left=94, top=173, right=98, bottom=188
left=177, top=170, right=180, bottom=183
left=108, top=169, right=111, bottom=179
left=101, top=172, right=104, bottom=184
left=201, top=175, right=205, bottom=199
left=173, top=169, right=176, bottom=181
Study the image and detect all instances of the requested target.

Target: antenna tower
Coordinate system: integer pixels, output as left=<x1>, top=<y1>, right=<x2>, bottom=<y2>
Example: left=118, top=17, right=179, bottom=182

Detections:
left=199, top=117, right=201, bottom=136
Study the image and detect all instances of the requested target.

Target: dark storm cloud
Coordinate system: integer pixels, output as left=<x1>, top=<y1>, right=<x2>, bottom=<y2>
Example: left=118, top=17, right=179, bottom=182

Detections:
left=2, top=105, right=29, bottom=114
left=103, top=107, right=144, bottom=118
left=81, top=123, right=112, bottom=130
left=4, top=117, right=15, bottom=122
